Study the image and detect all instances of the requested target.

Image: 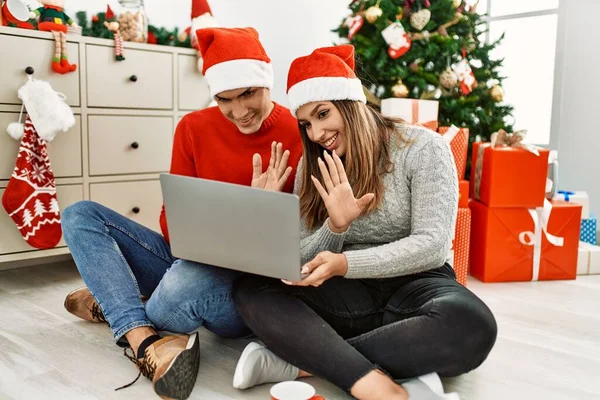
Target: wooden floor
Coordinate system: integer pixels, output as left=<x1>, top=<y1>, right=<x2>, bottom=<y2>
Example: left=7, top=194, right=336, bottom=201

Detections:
left=0, top=261, right=599, bottom=400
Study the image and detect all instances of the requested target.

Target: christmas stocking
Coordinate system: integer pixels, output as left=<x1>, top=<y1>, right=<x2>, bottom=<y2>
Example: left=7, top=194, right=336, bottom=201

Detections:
left=2, top=115, right=62, bottom=249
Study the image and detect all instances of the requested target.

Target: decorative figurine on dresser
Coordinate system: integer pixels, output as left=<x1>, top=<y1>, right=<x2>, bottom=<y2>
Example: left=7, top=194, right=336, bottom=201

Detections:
left=29, top=0, right=78, bottom=74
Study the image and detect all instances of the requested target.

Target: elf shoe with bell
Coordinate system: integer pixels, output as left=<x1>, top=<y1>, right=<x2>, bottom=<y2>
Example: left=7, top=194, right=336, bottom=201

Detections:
left=51, top=58, right=68, bottom=74
left=60, top=57, right=77, bottom=73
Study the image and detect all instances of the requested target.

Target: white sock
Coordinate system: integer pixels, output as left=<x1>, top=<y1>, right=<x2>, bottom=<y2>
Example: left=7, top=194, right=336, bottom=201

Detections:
left=233, top=342, right=300, bottom=390
left=400, top=373, right=460, bottom=400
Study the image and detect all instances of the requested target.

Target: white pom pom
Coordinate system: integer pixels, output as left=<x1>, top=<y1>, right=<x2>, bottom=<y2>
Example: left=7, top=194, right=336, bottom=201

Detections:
left=7, top=122, right=24, bottom=140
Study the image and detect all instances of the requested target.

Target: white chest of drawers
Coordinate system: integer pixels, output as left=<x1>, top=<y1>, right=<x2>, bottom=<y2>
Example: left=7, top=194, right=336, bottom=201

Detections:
left=0, top=27, right=211, bottom=269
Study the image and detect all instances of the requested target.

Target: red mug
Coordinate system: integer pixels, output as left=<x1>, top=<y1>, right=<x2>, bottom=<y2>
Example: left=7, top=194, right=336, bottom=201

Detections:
left=2, top=0, right=30, bottom=25
left=270, top=381, right=325, bottom=400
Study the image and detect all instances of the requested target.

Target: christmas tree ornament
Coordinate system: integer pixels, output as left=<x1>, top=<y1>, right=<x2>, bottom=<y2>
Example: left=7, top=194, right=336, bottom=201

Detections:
left=409, top=62, right=420, bottom=72
left=382, top=20, right=411, bottom=59
left=440, top=67, right=458, bottom=89
left=453, top=0, right=462, bottom=7
left=490, top=85, right=504, bottom=102
left=410, top=9, right=431, bottom=31
left=344, top=14, right=364, bottom=40
left=104, top=5, right=125, bottom=61
left=452, top=50, right=477, bottom=95
left=365, top=1, right=382, bottom=24
left=392, top=80, right=409, bottom=98
left=178, top=0, right=218, bottom=73
left=29, top=0, right=78, bottom=74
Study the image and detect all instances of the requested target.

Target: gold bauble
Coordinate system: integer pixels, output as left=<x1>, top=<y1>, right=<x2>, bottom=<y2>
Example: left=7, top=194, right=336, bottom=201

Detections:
left=453, top=0, right=462, bottom=7
left=490, top=85, right=504, bottom=102
left=392, top=82, right=409, bottom=98
left=439, top=67, right=458, bottom=89
left=365, top=6, right=383, bottom=24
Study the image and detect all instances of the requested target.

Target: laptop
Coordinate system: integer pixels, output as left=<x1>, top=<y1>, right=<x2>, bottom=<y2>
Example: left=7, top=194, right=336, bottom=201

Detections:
left=159, top=173, right=302, bottom=281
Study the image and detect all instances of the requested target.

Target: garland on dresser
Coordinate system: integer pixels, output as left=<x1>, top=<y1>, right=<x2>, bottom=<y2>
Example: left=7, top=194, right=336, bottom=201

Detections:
left=75, top=11, right=192, bottom=48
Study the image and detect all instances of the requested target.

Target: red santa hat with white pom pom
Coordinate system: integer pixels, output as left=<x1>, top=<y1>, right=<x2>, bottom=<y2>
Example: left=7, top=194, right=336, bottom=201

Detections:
left=286, top=45, right=366, bottom=117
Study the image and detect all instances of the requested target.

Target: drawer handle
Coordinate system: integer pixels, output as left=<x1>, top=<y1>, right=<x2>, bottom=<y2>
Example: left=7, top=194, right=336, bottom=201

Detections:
left=25, top=66, right=35, bottom=75
left=130, top=142, right=139, bottom=149
left=129, top=75, right=138, bottom=82
left=132, top=207, right=140, bottom=214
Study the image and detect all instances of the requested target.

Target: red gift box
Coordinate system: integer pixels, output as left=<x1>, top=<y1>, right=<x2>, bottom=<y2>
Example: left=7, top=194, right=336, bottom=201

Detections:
left=439, top=126, right=469, bottom=180
left=458, top=180, right=469, bottom=208
left=469, top=199, right=582, bottom=282
left=469, top=142, right=550, bottom=208
left=452, top=208, right=471, bottom=286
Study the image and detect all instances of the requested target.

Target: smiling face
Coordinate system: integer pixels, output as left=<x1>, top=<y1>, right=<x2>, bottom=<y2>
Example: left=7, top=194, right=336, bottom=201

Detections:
left=214, top=87, right=273, bottom=134
left=296, top=101, right=347, bottom=156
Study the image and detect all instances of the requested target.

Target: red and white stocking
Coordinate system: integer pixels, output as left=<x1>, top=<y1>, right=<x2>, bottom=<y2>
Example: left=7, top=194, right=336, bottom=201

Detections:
left=2, top=115, right=62, bottom=249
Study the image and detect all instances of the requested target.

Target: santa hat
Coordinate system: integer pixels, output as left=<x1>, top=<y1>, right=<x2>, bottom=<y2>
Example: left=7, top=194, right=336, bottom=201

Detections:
left=105, top=5, right=116, bottom=22
left=191, top=0, right=212, bottom=19
left=286, top=45, right=366, bottom=117
left=196, top=27, right=274, bottom=98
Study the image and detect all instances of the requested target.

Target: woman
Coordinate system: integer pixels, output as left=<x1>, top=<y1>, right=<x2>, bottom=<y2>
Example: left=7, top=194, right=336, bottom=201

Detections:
left=233, top=45, right=497, bottom=400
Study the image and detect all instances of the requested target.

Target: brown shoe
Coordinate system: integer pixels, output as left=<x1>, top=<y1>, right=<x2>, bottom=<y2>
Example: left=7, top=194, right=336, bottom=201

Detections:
left=118, top=333, right=201, bottom=399
left=64, top=287, right=107, bottom=324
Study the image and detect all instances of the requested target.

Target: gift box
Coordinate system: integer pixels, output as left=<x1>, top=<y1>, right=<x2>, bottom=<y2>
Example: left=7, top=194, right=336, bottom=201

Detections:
left=439, top=126, right=469, bottom=180
left=452, top=207, right=471, bottom=286
left=380, top=98, right=438, bottom=131
left=470, top=142, right=550, bottom=208
left=580, top=213, right=597, bottom=245
left=577, top=241, right=600, bottom=275
left=553, top=190, right=590, bottom=219
left=458, top=180, right=469, bottom=208
left=469, top=199, right=582, bottom=282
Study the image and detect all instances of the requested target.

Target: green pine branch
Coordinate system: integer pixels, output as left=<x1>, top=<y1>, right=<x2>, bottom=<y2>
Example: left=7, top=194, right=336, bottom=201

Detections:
left=335, top=0, right=515, bottom=178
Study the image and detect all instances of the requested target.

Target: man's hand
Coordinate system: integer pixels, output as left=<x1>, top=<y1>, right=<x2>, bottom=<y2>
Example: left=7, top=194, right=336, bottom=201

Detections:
left=251, top=141, right=293, bottom=192
left=282, top=251, right=348, bottom=287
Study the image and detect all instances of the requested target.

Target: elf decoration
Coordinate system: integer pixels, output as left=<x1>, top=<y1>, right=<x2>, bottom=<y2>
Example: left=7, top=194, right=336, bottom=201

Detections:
left=29, top=0, right=78, bottom=74
left=104, top=5, right=124, bottom=61
left=3, top=77, right=75, bottom=249
left=177, top=0, right=218, bottom=73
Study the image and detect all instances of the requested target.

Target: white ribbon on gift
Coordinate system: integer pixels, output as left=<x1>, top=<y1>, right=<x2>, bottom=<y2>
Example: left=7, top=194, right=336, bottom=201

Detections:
left=518, top=199, right=565, bottom=281
left=441, top=125, right=460, bottom=143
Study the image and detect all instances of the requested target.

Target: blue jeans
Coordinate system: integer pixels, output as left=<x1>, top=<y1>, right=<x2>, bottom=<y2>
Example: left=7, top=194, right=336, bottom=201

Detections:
left=61, top=201, right=251, bottom=342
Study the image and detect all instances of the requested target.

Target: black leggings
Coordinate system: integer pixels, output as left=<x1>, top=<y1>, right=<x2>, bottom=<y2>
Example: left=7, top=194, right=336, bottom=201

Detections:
left=233, top=264, right=497, bottom=393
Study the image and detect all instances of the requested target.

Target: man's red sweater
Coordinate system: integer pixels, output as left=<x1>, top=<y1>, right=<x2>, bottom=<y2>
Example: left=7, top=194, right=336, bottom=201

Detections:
left=160, top=103, right=303, bottom=242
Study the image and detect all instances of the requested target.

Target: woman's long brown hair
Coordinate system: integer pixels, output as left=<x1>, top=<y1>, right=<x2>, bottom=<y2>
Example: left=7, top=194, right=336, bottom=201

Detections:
left=298, top=100, right=409, bottom=230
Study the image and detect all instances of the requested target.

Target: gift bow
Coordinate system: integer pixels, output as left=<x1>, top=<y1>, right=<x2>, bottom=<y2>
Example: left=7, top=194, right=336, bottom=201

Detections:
left=518, top=199, right=564, bottom=281
left=557, top=190, right=575, bottom=202
left=490, top=129, right=539, bottom=156
left=473, top=128, right=540, bottom=200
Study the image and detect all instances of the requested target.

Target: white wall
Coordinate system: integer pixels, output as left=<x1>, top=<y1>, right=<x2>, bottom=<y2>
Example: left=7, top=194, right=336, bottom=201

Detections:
left=25, top=0, right=350, bottom=105
left=553, top=0, right=599, bottom=216
left=24, top=0, right=194, bottom=30
left=206, top=0, right=351, bottom=105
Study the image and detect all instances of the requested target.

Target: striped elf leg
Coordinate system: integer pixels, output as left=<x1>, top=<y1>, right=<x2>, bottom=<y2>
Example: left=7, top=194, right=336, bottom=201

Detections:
left=115, top=33, right=125, bottom=61
left=59, top=31, right=77, bottom=73
left=51, top=31, right=66, bottom=74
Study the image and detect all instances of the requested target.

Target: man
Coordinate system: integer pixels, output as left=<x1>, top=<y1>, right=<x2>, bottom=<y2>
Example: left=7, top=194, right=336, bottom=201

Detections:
left=61, top=27, right=302, bottom=400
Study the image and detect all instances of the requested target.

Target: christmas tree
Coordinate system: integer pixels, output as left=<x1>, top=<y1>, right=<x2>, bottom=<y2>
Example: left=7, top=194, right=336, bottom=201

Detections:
left=335, top=0, right=514, bottom=171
